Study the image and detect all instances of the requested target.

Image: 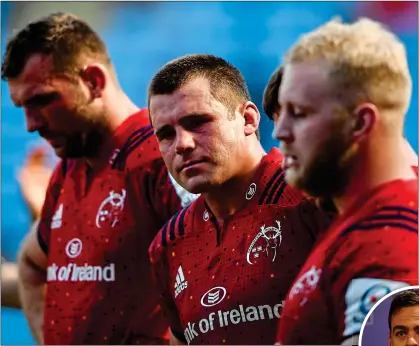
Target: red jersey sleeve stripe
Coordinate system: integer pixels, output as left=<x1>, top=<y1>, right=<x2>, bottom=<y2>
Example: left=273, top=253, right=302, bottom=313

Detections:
left=259, top=168, right=284, bottom=205
left=112, top=126, right=153, bottom=170
left=123, top=128, right=154, bottom=158
left=342, top=221, right=418, bottom=236
left=169, top=210, right=182, bottom=241
left=120, top=125, right=152, bottom=153
left=271, top=178, right=287, bottom=204
left=161, top=219, right=171, bottom=247
left=177, top=206, right=190, bottom=237
left=265, top=170, right=286, bottom=204
left=366, top=214, right=417, bottom=226
left=379, top=206, right=417, bottom=216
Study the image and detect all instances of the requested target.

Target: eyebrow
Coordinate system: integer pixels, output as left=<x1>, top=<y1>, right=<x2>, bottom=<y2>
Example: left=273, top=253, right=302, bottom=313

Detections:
left=392, top=325, right=409, bottom=333
left=155, top=113, right=213, bottom=135
left=22, top=92, right=59, bottom=107
left=154, top=124, right=172, bottom=138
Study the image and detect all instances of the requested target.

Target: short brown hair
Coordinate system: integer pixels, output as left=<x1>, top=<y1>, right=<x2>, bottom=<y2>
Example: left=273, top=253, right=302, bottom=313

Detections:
left=263, top=65, right=284, bottom=119
left=388, top=289, right=419, bottom=331
left=1, top=12, right=111, bottom=80
left=148, top=54, right=251, bottom=117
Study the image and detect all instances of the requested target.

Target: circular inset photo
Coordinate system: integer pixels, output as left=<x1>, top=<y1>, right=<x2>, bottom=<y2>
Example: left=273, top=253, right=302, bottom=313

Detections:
left=360, top=286, right=419, bottom=346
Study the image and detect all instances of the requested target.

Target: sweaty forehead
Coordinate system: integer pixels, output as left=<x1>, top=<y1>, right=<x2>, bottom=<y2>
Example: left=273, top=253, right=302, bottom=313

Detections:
left=8, top=53, right=56, bottom=105
left=150, top=77, right=221, bottom=124
left=280, top=61, right=333, bottom=107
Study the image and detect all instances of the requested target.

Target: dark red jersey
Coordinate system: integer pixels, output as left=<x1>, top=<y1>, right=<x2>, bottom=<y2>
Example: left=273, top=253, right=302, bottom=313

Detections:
left=149, top=148, right=332, bottom=344
left=38, top=110, right=197, bottom=345
left=276, top=178, right=418, bottom=345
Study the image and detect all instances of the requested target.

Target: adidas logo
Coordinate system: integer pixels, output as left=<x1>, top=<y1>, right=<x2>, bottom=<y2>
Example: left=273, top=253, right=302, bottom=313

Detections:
left=51, top=203, right=63, bottom=229
left=174, top=266, right=188, bottom=298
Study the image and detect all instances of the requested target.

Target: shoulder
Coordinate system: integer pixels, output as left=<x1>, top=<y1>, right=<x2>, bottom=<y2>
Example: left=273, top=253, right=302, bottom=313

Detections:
left=149, top=200, right=198, bottom=262
left=326, top=198, right=418, bottom=290
left=257, top=148, right=310, bottom=208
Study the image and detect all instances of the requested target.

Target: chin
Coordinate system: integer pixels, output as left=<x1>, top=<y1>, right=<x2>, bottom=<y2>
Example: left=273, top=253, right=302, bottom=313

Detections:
left=180, top=175, right=212, bottom=194
left=52, top=146, right=67, bottom=158
left=284, top=168, right=302, bottom=189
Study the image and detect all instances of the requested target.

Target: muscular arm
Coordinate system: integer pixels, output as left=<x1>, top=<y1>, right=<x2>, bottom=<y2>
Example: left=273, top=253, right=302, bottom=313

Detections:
left=1, top=261, right=21, bottom=309
left=17, top=220, right=48, bottom=345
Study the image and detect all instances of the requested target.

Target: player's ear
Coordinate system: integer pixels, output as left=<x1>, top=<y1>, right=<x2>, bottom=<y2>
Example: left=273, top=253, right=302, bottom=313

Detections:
left=80, top=64, right=107, bottom=100
left=351, top=102, right=377, bottom=141
left=241, top=101, right=260, bottom=137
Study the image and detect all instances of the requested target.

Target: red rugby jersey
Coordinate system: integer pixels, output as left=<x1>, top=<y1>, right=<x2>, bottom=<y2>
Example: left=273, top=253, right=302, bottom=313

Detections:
left=149, top=148, right=332, bottom=344
left=38, top=109, right=196, bottom=345
left=276, top=178, right=418, bottom=345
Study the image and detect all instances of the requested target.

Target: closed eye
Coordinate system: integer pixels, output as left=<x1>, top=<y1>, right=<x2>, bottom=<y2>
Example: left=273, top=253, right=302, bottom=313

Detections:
left=155, top=126, right=175, bottom=142
left=24, top=92, right=60, bottom=108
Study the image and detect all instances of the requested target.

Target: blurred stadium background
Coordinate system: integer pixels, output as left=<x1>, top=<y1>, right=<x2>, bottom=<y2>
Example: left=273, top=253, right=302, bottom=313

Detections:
left=1, top=1, right=417, bottom=344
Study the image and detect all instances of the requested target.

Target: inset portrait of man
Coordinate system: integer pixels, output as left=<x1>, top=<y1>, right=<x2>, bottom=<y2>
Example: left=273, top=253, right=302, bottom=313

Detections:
left=389, top=289, right=419, bottom=346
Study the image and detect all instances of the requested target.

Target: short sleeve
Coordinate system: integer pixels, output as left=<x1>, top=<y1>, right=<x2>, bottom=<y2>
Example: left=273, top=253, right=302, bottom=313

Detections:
left=37, top=160, right=67, bottom=254
left=130, top=158, right=198, bottom=224
left=149, top=233, right=186, bottom=342
left=327, top=224, right=418, bottom=340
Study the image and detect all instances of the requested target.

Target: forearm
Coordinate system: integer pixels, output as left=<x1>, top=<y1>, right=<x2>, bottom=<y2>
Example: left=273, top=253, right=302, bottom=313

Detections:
left=1, top=262, right=21, bottom=309
left=18, top=255, right=46, bottom=345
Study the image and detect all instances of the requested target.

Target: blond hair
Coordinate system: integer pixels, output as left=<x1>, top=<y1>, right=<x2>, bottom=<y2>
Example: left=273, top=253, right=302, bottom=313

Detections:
left=284, top=17, right=412, bottom=118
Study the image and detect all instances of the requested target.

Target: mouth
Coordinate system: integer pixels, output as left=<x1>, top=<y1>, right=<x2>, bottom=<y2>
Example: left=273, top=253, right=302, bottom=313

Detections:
left=179, top=159, right=206, bottom=173
left=282, top=155, right=298, bottom=171
left=44, top=137, right=63, bottom=148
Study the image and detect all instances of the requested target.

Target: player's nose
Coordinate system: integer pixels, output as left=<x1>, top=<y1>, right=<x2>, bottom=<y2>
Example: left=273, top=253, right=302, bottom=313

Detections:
left=272, top=114, right=294, bottom=144
left=24, top=108, right=47, bottom=133
left=406, top=335, right=419, bottom=346
left=175, top=129, right=196, bottom=155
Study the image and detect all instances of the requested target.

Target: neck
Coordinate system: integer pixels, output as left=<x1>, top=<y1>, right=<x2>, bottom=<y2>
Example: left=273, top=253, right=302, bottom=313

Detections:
left=85, top=88, right=141, bottom=168
left=332, top=136, right=416, bottom=215
left=203, top=142, right=266, bottom=223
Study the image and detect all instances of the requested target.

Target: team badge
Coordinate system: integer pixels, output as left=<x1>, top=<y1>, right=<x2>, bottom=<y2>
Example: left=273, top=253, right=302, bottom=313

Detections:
left=247, top=220, right=282, bottom=265
left=95, top=189, right=126, bottom=228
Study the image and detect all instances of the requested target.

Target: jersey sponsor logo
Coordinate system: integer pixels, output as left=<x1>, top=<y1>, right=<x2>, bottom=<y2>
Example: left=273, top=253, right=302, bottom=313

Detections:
left=174, top=266, right=188, bottom=298
left=95, top=189, right=126, bottom=228
left=245, top=183, right=257, bottom=200
left=247, top=221, right=282, bottom=265
left=184, top=300, right=284, bottom=344
left=201, top=286, right=227, bottom=307
left=47, top=238, right=116, bottom=282
left=288, top=265, right=322, bottom=305
left=65, top=238, right=83, bottom=258
left=51, top=203, right=63, bottom=229
left=47, top=263, right=115, bottom=282
left=343, top=278, right=410, bottom=337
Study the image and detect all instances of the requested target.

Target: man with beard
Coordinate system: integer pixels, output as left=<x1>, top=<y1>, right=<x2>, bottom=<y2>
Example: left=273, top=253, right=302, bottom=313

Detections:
left=2, top=12, right=196, bottom=345
left=271, top=18, right=418, bottom=345
left=147, top=54, right=331, bottom=345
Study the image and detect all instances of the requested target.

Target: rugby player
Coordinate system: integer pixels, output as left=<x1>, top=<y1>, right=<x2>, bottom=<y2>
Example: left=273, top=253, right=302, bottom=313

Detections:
left=2, top=12, right=196, bottom=344
left=271, top=18, right=418, bottom=345
left=147, top=54, right=332, bottom=344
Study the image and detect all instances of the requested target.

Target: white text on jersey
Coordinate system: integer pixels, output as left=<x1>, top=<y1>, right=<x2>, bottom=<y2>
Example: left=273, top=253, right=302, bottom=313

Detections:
left=47, top=263, right=115, bottom=282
